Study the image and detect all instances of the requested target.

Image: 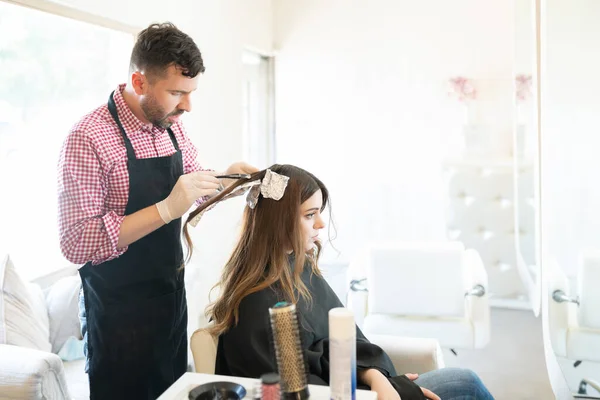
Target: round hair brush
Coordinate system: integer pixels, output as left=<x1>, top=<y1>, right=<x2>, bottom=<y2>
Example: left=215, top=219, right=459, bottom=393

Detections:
left=268, top=302, right=310, bottom=400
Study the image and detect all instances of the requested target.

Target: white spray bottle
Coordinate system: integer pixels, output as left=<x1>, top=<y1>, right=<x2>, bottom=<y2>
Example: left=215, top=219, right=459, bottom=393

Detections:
left=329, top=307, right=357, bottom=400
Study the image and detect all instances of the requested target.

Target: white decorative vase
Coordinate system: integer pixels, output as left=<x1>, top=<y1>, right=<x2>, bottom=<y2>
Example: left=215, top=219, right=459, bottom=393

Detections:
left=463, top=124, right=489, bottom=156
left=460, top=101, right=484, bottom=156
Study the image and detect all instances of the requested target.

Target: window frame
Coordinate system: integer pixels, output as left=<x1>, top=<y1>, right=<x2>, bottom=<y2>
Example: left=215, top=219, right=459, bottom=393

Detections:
left=3, top=0, right=140, bottom=35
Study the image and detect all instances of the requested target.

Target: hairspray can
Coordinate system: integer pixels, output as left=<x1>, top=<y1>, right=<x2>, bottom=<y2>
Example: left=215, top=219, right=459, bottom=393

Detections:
left=329, top=308, right=356, bottom=400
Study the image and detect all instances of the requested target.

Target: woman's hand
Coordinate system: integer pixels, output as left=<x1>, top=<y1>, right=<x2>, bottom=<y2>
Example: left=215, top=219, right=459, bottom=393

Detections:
left=359, top=369, right=401, bottom=400
left=371, top=375, right=402, bottom=400
left=405, top=373, right=440, bottom=400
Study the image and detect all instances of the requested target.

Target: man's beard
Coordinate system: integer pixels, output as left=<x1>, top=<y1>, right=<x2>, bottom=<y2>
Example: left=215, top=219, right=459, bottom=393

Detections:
left=140, top=95, right=183, bottom=129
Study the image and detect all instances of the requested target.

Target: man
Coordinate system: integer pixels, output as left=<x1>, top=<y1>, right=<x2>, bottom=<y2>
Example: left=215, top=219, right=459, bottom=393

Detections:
left=57, top=22, right=256, bottom=399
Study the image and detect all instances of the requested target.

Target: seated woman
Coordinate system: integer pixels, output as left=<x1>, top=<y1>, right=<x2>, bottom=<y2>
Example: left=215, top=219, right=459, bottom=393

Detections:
left=184, top=164, right=494, bottom=400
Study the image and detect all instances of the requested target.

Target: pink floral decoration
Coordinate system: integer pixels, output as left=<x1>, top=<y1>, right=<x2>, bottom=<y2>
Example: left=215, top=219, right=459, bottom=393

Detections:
left=516, top=74, right=533, bottom=102
left=448, top=76, right=477, bottom=102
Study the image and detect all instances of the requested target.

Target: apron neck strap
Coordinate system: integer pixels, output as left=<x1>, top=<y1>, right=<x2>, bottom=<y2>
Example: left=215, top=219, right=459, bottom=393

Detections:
left=167, top=127, right=180, bottom=152
left=108, top=91, right=136, bottom=160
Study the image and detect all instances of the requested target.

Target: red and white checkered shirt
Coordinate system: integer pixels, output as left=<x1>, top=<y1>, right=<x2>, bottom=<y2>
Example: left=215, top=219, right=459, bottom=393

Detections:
left=57, top=84, right=208, bottom=265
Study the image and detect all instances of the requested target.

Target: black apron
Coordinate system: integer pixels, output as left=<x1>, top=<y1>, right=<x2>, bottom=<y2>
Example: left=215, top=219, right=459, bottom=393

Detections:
left=79, top=92, right=187, bottom=399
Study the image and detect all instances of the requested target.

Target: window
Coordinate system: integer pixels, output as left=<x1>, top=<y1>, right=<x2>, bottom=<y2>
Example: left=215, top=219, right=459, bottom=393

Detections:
left=0, top=1, right=133, bottom=279
left=242, top=50, right=275, bottom=169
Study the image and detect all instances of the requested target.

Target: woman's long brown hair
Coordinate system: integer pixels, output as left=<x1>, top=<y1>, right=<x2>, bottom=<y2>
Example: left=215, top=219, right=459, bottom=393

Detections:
left=182, top=164, right=330, bottom=337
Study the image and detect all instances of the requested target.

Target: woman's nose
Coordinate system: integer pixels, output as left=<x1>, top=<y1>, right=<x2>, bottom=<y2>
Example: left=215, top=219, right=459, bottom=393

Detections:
left=314, top=215, right=325, bottom=229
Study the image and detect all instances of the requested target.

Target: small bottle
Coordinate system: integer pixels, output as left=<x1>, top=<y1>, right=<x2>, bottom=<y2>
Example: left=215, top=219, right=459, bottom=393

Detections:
left=261, top=373, right=281, bottom=400
left=253, top=381, right=263, bottom=400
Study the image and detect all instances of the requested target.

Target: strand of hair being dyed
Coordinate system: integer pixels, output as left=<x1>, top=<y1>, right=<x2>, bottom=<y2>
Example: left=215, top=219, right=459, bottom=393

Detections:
left=182, top=170, right=267, bottom=265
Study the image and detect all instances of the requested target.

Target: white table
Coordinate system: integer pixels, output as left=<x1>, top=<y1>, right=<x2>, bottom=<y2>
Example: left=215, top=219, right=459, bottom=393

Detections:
left=158, top=372, right=377, bottom=400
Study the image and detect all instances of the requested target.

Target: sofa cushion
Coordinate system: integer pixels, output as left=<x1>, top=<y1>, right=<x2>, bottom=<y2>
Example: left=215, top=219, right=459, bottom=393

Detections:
left=45, top=275, right=82, bottom=353
left=0, top=254, right=51, bottom=352
left=0, top=344, right=71, bottom=399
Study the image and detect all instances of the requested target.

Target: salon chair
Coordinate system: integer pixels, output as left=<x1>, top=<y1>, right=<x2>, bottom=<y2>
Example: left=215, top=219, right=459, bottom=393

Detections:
left=346, top=241, right=490, bottom=352
left=547, top=254, right=600, bottom=396
left=191, top=324, right=445, bottom=376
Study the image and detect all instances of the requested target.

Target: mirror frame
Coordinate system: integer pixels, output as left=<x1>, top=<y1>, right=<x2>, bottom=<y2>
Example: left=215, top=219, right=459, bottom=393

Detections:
left=538, top=0, right=584, bottom=397
left=513, top=0, right=542, bottom=317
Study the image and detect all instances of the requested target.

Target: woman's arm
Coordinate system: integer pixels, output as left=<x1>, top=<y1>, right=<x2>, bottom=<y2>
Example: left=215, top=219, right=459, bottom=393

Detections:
left=359, top=369, right=401, bottom=400
left=360, top=369, right=439, bottom=400
left=359, top=368, right=386, bottom=386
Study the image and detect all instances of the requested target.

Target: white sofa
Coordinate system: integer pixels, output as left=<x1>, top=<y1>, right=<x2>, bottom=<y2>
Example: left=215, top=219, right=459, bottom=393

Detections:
left=0, top=254, right=89, bottom=399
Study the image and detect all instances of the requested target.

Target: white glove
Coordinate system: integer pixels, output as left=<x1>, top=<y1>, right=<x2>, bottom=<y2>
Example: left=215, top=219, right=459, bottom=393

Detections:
left=155, top=171, right=221, bottom=224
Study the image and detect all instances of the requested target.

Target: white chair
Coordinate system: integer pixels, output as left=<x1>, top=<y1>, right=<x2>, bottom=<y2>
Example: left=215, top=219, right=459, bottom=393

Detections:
left=347, top=241, right=490, bottom=352
left=546, top=254, right=600, bottom=396
left=190, top=323, right=445, bottom=376
left=548, top=252, right=600, bottom=363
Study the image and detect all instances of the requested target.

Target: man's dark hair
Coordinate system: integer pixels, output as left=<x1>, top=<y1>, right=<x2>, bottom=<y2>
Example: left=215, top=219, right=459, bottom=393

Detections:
left=130, top=22, right=205, bottom=81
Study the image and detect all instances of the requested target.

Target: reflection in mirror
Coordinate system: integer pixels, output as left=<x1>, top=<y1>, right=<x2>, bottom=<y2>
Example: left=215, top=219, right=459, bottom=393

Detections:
left=542, top=0, right=600, bottom=397
left=439, top=0, right=541, bottom=315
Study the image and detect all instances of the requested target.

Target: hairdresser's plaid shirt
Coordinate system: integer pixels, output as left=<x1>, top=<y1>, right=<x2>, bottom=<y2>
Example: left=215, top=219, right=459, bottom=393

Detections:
left=57, top=84, right=208, bottom=265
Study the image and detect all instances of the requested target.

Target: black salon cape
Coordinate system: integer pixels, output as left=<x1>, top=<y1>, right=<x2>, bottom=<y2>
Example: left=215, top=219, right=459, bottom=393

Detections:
left=215, top=264, right=426, bottom=400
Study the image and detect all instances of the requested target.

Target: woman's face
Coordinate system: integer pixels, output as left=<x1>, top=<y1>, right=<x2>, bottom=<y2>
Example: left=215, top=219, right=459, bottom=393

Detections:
left=299, top=190, right=326, bottom=253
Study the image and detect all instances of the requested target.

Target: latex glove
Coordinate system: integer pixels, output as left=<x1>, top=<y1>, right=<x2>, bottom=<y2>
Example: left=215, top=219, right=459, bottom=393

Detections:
left=155, top=171, right=220, bottom=224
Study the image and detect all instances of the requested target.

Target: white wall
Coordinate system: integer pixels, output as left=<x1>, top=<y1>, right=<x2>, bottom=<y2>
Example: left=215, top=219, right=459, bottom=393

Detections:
left=42, top=0, right=273, bottom=326
left=516, top=0, right=536, bottom=75
left=273, top=0, right=518, bottom=265
left=543, top=0, right=600, bottom=279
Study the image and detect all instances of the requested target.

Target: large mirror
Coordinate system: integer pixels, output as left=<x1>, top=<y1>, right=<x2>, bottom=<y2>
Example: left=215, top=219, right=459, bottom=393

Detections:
left=272, top=1, right=549, bottom=397
left=542, top=0, right=600, bottom=397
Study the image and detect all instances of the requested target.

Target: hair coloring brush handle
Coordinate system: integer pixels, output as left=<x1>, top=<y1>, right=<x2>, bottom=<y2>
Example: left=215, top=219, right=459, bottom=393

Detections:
left=216, top=174, right=252, bottom=180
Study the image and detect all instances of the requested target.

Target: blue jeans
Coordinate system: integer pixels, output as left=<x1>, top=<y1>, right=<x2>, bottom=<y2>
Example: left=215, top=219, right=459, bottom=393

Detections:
left=78, top=289, right=89, bottom=373
left=413, top=368, right=494, bottom=400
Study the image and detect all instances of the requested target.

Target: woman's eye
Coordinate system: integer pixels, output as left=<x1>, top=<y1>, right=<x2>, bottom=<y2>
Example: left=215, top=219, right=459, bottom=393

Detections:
left=305, top=213, right=315, bottom=219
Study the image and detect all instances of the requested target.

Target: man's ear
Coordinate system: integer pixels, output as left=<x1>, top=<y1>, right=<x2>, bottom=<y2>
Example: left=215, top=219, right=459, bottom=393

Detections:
left=131, top=71, right=147, bottom=95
